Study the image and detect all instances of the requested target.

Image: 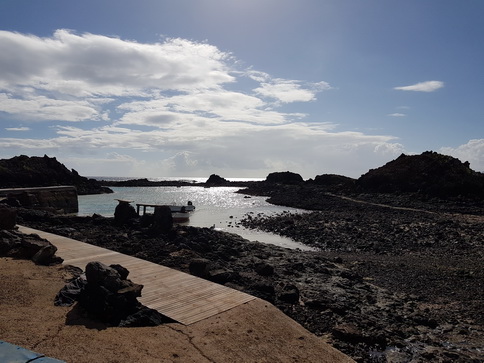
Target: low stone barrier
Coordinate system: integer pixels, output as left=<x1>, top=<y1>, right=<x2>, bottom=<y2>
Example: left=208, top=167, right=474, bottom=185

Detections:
left=0, top=186, right=78, bottom=213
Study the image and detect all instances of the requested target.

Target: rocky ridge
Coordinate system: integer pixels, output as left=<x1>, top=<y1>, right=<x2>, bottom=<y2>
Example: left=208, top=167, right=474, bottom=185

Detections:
left=0, top=155, right=112, bottom=195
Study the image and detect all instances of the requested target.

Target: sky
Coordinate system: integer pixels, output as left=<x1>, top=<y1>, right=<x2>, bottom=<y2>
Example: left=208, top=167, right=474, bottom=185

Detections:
left=0, top=0, right=483, bottom=179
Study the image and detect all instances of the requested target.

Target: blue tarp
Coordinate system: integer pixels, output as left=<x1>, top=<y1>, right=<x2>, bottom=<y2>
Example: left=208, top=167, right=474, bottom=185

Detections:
left=0, top=341, right=66, bottom=363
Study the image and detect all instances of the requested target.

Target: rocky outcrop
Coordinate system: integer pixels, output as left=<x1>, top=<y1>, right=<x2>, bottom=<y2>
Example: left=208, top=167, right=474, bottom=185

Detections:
left=266, top=171, right=304, bottom=184
left=206, top=174, right=230, bottom=185
left=0, top=155, right=112, bottom=195
left=357, top=151, right=484, bottom=199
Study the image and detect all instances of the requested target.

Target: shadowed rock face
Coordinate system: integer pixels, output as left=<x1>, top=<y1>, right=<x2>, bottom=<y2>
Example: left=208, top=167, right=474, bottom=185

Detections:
left=357, top=151, right=484, bottom=199
left=206, top=174, right=229, bottom=185
left=266, top=171, right=304, bottom=184
left=0, top=154, right=112, bottom=195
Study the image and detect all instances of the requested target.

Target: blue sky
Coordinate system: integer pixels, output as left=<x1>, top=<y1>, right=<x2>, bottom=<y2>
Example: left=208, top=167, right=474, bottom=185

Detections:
left=0, top=0, right=483, bottom=178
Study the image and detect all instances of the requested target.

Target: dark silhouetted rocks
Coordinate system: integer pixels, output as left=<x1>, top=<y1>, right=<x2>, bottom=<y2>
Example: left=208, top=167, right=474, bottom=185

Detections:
left=0, top=155, right=112, bottom=195
left=114, top=201, right=138, bottom=225
left=0, top=205, right=17, bottom=229
left=0, top=229, right=62, bottom=265
left=151, top=206, right=173, bottom=234
left=266, top=171, right=304, bottom=184
left=311, top=174, right=356, bottom=192
left=358, top=151, right=484, bottom=199
left=206, top=174, right=229, bottom=185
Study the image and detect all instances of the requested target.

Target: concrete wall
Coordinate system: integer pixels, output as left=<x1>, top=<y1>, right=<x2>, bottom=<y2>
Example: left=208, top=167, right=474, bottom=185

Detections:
left=0, top=186, right=78, bottom=214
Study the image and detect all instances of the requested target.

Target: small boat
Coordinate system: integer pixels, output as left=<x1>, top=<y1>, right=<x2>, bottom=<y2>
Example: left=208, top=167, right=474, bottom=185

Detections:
left=172, top=212, right=190, bottom=223
left=168, top=202, right=195, bottom=212
left=136, top=201, right=195, bottom=215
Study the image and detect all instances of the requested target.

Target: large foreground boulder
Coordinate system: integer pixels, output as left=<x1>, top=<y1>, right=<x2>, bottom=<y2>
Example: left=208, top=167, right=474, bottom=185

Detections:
left=0, top=229, right=62, bottom=265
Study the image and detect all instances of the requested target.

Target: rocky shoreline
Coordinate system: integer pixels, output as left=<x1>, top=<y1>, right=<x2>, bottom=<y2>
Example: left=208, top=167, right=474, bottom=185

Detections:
left=15, top=191, right=484, bottom=362
left=3, top=151, right=484, bottom=362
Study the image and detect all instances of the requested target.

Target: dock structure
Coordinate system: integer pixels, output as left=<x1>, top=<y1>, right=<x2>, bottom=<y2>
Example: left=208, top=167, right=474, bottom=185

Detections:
left=0, top=186, right=78, bottom=213
left=135, top=202, right=194, bottom=215
left=17, top=225, right=255, bottom=325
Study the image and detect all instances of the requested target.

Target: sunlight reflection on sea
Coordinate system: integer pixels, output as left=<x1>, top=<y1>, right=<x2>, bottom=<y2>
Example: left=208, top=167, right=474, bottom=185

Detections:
left=78, top=186, right=315, bottom=251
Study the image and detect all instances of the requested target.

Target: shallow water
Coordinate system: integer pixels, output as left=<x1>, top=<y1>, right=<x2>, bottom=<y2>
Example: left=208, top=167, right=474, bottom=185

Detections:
left=78, top=186, right=315, bottom=251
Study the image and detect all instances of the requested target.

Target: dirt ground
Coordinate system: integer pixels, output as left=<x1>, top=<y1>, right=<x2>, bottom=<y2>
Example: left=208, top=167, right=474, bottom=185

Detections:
left=0, top=257, right=354, bottom=363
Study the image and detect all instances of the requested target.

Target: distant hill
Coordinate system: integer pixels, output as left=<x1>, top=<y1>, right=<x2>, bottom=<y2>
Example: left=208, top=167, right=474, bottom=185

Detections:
left=357, top=151, right=484, bottom=199
left=0, top=155, right=112, bottom=195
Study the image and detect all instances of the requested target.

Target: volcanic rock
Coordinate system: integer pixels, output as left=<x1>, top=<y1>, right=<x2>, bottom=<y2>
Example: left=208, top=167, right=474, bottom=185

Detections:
left=206, top=174, right=229, bottom=185
left=358, top=151, right=484, bottom=199
left=266, top=171, right=304, bottom=184
left=0, top=154, right=112, bottom=195
left=0, top=206, right=16, bottom=229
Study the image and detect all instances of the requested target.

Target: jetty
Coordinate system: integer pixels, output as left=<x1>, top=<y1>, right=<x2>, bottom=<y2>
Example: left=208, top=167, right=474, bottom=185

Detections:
left=17, top=225, right=253, bottom=325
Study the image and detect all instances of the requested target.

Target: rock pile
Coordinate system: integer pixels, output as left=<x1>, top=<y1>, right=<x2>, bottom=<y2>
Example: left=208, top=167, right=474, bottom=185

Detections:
left=0, top=217, right=62, bottom=266
left=56, top=261, right=170, bottom=327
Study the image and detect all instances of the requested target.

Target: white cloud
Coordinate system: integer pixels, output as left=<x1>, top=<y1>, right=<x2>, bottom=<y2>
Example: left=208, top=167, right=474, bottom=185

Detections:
left=387, top=113, right=406, bottom=117
left=252, top=76, right=331, bottom=103
left=0, top=29, right=329, bottom=126
left=5, top=126, right=30, bottom=131
left=440, top=139, right=484, bottom=172
left=394, top=81, right=444, bottom=92
left=0, top=30, right=234, bottom=96
left=0, top=120, right=404, bottom=178
left=0, top=29, right=405, bottom=179
left=0, top=93, right=103, bottom=121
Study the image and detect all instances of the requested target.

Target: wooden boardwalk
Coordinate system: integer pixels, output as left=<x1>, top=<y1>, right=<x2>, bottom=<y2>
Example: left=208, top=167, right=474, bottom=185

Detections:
left=18, top=226, right=255, bottom=325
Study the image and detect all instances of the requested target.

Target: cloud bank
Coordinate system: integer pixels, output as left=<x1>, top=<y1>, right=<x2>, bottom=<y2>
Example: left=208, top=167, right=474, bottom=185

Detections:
left=0, top=30, right=409, bottom=178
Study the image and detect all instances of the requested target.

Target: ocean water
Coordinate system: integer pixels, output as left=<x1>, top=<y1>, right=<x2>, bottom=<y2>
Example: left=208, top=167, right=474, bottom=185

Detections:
left=78, top=185, right=315, bottom=251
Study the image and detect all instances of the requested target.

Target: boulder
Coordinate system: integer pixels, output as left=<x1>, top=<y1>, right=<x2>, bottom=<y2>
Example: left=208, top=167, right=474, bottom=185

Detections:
left=255, top=262, right=275, bottom=276
left=114, top=202, right=138, bottom=225
left=119, top=307, right=171, bottom=327
left=0, top=206, right=17, bottom=229
left=151, top=206, right=173, bottom=233
left=208, top=268, right=236, bottom=284
left=20, top=235, right=52, bottom=258
left=278, top=284, right=300, bottom=304
left=32, top=244, right=59, bottom=265
left=85, top=261, right=125, bottom=293
left=189, top=258, right=212, bottom=278
left=79, top=261, right=146, bottom=325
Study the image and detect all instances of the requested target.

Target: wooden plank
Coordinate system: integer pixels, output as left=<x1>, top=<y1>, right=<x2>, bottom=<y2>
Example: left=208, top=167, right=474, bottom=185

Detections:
left=17, top=225, right=255, bottom=325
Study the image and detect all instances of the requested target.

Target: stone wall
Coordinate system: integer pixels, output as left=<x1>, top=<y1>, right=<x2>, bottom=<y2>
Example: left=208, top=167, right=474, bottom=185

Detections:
left=0, top=186, right=78, bottom=214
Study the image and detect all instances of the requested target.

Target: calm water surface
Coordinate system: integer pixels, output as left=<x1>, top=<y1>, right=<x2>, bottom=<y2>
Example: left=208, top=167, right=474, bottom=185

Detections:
left=78, top=186, right=314, bottom=251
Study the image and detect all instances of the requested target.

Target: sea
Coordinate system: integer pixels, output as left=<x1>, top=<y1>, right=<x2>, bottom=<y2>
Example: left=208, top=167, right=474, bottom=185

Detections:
left=79, top=177, right=314, bottom=251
